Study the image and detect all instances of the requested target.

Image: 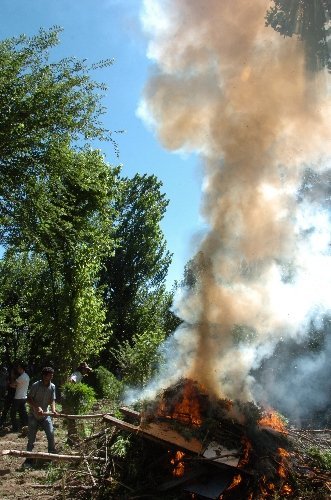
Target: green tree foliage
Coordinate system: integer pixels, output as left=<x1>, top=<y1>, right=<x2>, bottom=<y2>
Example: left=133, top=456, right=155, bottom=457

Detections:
left=0, top=26, right=116, bottom=248
left=98, top=174, right=179, bottom=372
left=61, top=382, right=96, bottom=415
left=265, top=0, right=331, bottom=72
left=0, top=28, right=119, bottom=375
left=0, top=252, right=48, bottom=364
left=0, top=28, right=176, bottom=385
left=90, top=366, right=124, bottom=401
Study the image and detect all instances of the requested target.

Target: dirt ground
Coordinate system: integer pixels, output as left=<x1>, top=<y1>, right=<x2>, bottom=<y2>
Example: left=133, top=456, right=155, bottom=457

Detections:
left=0, top=422, right=65, bottom=499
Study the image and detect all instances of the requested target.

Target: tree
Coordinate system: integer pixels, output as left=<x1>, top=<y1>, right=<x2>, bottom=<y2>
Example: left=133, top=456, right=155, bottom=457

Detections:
left=0, top=28, right=120, bottom=377
left=0, top=252, right=49, bottom=365
left=265, top=0, right=331, bottom=72
left=98, top=173, right=179, bottom=372
left=0, top=27, right=116, bottom=248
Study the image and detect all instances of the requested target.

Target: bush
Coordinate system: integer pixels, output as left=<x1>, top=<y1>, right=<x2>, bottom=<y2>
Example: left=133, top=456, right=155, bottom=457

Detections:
left=91, top=366, right=123, bottom=401
left=61, top=382, right=96, bottom=415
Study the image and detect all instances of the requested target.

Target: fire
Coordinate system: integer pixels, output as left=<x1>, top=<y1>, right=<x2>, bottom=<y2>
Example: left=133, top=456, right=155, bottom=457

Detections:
left=238, top=436, right=252, bottom=467
left=226, top=474, right=242, bottom=490
left=277, top=447, right=293, bottom=495
left=158, top=380, right=203, bottom=426
left=170, top=450, right=185, bottom=477
left=258, top=410, right=288, bottom=434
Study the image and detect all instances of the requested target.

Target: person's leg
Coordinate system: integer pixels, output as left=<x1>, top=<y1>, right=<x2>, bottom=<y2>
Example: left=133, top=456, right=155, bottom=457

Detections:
left=0, top=390, right=14, bottom=426
left=42, top=416, right=56, bottom=453
left=10, top=399, right=18, bottom=431
left=17, top=399, right=28, bottom=428
left=27, top=415, right=38, bottom=451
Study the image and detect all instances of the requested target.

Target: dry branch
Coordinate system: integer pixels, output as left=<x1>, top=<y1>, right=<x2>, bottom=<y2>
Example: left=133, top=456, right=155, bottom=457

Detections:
left=43, top=412, right=106, bottom=419
left=1, top=449, right=105, bottom=462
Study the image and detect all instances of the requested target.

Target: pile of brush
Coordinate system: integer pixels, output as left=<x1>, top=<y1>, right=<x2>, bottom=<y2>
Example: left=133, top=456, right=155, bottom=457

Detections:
left=139, top=378, right=331, bottom=499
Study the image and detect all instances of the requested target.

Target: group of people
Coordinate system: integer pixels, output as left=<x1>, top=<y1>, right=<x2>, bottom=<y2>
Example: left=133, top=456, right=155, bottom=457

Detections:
left=0, top=360, right=92, bottom=467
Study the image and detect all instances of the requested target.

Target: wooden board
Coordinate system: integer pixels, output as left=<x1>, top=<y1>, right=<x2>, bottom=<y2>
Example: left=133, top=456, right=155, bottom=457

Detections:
left=103, top=415, right=204, bottom=454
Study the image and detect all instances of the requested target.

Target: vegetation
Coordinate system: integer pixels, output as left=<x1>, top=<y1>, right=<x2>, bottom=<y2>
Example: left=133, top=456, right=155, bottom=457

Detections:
left=265, top=0, right=331, bottom=72
left=0, top=27, right=179, bottom=383
left=91, top=366, right=124, bottom=401
left=61, top=382, right=96, bottom=415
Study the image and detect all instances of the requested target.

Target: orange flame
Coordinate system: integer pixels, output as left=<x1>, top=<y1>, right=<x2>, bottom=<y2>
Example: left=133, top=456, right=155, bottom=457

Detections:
left=238, top=436, right=252, bottom=467
left=277, top=448, right=293, bottom=495
left=170, top=450, right=185, bottom=477
left=258, top=410, right=288, bottom=434
left=226, top=474, right=242, bottom=490
left=158, top=380, right=203, bottom=426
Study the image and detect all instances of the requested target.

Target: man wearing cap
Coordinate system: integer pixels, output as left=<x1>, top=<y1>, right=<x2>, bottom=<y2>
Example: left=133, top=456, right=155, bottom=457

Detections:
left=70, top=362, right=92, bottom=383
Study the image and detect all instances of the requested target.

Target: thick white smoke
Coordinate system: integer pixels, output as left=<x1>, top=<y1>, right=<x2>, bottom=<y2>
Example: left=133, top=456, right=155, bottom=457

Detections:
left=126, top=0, right=331, bottom=413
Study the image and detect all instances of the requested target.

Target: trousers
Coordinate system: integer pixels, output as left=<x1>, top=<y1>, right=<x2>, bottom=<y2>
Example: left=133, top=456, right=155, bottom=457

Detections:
left=27, top=414, right=56, bottom=453
left=11, top=398, right=28, bottom=431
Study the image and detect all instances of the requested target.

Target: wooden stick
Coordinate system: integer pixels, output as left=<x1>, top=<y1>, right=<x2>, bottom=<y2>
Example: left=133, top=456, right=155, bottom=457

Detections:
left=1, top=449, right=105, bottom=462
left=83, top=455, right=97, bottom=487
left=44, top=412, right=106, bottom=419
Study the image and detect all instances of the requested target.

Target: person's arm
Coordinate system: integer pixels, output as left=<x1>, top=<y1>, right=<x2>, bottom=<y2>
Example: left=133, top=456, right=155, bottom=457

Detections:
left=27, top=394, right=43, bottom=416
left=50, top=385, right=58, bottom=414
left=50, top=400, right=58, bottom=414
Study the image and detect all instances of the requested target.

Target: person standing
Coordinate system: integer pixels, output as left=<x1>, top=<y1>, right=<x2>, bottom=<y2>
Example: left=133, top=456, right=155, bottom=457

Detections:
left=11, top=362, right=29, bottom=432
left=70, top=361, right=92, bottom=383
left=25, top=367, right=58, bottom=466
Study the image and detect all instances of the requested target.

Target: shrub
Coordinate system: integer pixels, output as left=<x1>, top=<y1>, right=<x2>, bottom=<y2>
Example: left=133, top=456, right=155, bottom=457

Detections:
left=61, top=382, right=96, bottom=415
left=91, top=366, right=123, bottom=401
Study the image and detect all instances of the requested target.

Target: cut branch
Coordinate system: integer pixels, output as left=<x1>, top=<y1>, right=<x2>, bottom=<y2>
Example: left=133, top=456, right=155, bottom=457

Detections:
left=44, top=412, right=106, bottom=419
left=1, top=449, right=105, bottom=462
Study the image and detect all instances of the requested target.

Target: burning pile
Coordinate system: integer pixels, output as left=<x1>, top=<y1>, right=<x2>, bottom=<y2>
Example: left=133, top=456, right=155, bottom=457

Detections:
left=133, top=378, right=330, bottom=499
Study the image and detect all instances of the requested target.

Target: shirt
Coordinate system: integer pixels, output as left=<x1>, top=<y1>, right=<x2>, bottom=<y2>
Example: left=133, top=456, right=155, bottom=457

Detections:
left=28, top=380, right=56, bottom=419
left=70, top=371, right=83, bottom=383
left=15, top=372, right=30, bottom=399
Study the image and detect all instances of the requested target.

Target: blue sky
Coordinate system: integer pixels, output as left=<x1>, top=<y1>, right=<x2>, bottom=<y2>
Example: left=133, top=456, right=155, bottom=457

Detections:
left=1, top=0, right=205, bottom=287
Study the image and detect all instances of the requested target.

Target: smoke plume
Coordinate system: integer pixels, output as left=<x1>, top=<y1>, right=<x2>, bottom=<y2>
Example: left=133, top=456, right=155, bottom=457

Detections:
left=130, top=0, right=331, bottom=413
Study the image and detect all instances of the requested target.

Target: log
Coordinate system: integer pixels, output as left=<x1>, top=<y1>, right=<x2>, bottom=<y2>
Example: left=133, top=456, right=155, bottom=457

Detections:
left=43, top=412, right=105, bottom=419
left=1, top=449, right=105, bottom=462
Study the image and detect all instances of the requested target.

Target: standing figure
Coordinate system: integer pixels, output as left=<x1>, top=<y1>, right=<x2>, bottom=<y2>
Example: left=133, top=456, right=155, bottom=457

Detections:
left=25, top=367, right=58, bottom=465
left=0, top=364, right=17, bottom=428
left=11, top=362, right=30, bottom=432
left=70, top=361, right=92, bottom=383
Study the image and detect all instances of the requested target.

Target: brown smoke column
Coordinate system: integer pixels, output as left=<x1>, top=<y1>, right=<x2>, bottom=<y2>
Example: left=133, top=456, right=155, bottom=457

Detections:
left=140, top=0, right=330, bottom=399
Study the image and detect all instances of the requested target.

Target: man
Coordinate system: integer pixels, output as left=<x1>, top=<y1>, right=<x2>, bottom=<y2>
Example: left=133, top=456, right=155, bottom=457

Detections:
left=70, top=361, right=92, bottom=383
left=25, top=367, right=58, bottom=466
left=11, top=362, right=29, bottom=432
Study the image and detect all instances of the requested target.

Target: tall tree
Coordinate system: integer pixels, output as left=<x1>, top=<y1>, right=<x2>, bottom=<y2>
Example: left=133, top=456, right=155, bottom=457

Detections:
left=98, top=173, right=178, bottom=372
left=0, top=28, right=119, bottom=376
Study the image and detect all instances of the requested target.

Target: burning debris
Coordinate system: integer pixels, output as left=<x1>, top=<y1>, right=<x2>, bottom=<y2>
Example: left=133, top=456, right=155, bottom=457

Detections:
left=102, top=378, right=331, bottom=498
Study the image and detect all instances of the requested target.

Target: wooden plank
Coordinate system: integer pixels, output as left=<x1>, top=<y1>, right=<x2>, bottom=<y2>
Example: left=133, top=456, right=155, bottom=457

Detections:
left=119, top=406, right=141, bottom=419
left=103, top=415, right=204, bottom=454
left=140, top=421, right=204, bottom=454
left=103, top=414, right=139, bottom=432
